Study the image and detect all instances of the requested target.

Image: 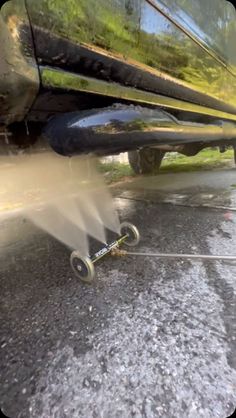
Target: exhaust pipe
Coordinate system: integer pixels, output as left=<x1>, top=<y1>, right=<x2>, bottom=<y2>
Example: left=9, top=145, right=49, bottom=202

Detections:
left=43, top=105, right=236, bottom=156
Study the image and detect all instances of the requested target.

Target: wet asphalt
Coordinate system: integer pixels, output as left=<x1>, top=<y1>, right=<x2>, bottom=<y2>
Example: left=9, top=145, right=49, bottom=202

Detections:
left=1, top=169, right=236, bottom=418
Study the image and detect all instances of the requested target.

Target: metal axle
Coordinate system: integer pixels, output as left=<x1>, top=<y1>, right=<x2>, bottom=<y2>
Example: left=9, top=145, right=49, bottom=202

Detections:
left=70, top=222, right=140, bottom=283
left=91, top=234, right=128, bottom=263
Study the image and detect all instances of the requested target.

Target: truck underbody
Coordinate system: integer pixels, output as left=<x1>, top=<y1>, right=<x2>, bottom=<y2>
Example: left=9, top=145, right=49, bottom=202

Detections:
left=1, top=0, right=236, bottom=171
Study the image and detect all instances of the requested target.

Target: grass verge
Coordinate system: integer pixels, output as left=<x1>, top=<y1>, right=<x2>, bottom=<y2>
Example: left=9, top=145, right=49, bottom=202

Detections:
left=98, top=161, right=134, bottom=184
left=161, top=148, right=234, bottom=173
left=98, top=148, right=235, bottom=184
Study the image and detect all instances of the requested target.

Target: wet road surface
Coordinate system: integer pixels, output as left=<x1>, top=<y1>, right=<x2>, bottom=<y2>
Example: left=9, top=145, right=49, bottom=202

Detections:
left=1, top=169, right=236, bottom=418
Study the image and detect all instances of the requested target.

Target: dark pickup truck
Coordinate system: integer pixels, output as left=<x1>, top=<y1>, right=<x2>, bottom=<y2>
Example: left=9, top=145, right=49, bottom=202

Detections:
left=1, top=0, right=236, bottom=173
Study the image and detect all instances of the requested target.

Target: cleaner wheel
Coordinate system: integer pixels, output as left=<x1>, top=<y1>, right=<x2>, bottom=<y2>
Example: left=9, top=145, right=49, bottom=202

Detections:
left=120, top=222, right=140, bottom=247
left=70, top=251, right=95, bottom=283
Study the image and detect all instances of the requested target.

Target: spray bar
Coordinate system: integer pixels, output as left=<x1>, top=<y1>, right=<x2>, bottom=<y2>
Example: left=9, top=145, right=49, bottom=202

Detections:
left=91, top=234, right=129, bottom=264
left=70, top=222, right=140, bottom=283
left=70, top=223, right=236, bottom=283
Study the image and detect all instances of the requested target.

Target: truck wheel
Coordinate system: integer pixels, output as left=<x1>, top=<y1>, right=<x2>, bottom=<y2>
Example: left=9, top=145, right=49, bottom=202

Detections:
left=128, top=148, right=165, bottom=174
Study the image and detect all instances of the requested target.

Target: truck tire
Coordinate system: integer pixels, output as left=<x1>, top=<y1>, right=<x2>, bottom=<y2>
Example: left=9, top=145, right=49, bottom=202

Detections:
left=128, top=148, right=165, bottom=174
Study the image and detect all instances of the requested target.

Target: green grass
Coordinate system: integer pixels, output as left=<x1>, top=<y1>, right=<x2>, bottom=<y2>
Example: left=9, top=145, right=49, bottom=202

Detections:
left=98, top=161, right=134, bottom=184
left=99, top=148, right=234, bottom=184
left=160, top=148, right=234, bottom=173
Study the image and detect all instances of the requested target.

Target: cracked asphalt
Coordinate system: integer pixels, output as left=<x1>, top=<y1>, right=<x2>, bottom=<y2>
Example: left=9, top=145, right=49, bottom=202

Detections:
left=1, top=169, right=236, bottom=418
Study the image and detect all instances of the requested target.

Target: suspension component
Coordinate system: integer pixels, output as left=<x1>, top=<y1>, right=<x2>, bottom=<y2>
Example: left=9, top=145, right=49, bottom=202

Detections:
left=70, top=222, right=140, bottom=283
